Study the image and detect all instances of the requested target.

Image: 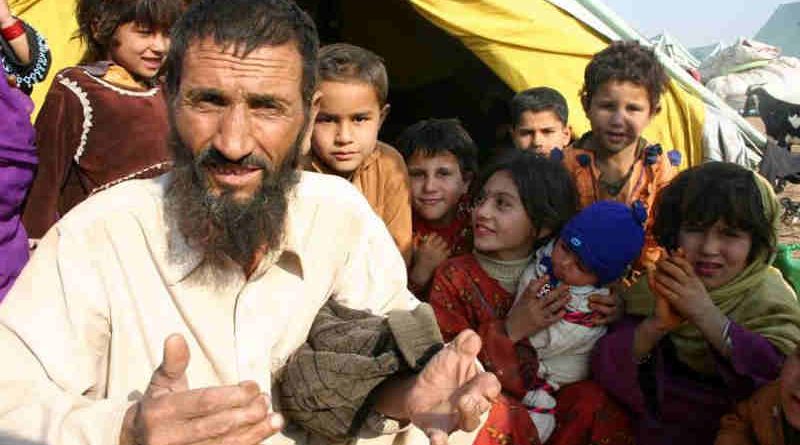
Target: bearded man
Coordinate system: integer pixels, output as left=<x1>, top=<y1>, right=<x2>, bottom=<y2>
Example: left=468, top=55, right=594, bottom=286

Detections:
left=0, top=1, right=499, bottom=444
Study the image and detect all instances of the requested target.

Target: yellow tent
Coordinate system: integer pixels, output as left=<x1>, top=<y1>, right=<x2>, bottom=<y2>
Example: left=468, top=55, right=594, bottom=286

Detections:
left=410, top=0, right=706, bottom=167
left=17, top=0, right=761, bottom=167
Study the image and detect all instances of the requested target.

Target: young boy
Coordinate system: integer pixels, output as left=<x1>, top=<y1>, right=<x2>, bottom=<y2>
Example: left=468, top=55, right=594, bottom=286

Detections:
left=395, top=118, right=478, bottom=298
left=563, top=41, right=681, bottom=267
left=509, top=86, right=572, bottom=156
left=307, top=43, right=413, bottom=263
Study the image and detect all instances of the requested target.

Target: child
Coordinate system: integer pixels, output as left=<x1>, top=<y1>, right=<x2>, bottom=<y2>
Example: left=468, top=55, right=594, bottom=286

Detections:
left=563, top=41, right=681, bottom=268
left=430, top=151, right=634, bottom=445
left=395, top=118, right=478, bottom=298
left=509, top=87, right=572, bottom=156
left=515, top=200, right=646, bottom=442
left=0, top=64, right=36, bottom=300
left=0, top=0, right=51, bottom=94
left=307, top=43, right=412, bottom=263
left=716, top=344, right=800, bottom=445
left=593, top=162, right=800, bottom=445
left=22, top=0, right=183, bottom=240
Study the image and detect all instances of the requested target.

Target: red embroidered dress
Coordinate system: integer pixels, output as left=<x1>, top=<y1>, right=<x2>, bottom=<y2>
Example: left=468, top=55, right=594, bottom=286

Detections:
left=430, top=254, right=634, bottom=445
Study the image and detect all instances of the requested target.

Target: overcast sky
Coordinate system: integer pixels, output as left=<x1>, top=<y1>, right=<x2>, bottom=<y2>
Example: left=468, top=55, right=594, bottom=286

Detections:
left=600, top=0, right=789, bottom=48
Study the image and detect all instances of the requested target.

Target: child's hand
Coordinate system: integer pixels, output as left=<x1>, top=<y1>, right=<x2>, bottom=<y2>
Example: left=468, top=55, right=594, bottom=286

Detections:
left=651, top=252, right=716, bottom=327
left=504, top=275, right=570, bottom=342
left=0, top=0, right=11, bottom=24
left=588, top=286, right=623, bottom=325
left=409, top=234, right=451, bottom=288
left=648, top=267, right=684, bottom=332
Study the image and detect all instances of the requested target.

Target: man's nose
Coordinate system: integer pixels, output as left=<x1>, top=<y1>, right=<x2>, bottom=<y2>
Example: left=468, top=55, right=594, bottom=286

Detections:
left=215, top=104, right=254, bottom=162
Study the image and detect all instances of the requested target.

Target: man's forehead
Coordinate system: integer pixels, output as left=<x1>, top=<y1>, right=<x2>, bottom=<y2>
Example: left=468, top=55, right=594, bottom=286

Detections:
left=182, top=36, right=303, bottom=81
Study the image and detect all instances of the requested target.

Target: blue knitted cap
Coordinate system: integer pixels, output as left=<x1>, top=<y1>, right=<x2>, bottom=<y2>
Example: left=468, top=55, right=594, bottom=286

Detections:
left=559, top=200, right=647, bottom=286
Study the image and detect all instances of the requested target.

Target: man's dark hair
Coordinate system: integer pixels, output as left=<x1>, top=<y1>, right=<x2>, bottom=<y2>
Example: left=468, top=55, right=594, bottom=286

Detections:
left=318, top=43, right=388, bottom=106
left=165, top=0, right=319, bottom=106
left=395, top=118, right=478, bottom=179
left=580, top=40, right=668, bottom=113
left=76, top=0, right=184, bottom=64
left=510, top=87, right=569, bottom=127
left=653, top=162, right=774, bottom=263
left=473, top=150, right=578, bottom=242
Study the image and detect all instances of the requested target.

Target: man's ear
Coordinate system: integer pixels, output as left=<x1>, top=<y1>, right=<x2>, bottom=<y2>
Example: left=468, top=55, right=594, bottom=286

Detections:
left=378, top=104, right=391, bottom=128
left=301, top=90, right=322, bottom=157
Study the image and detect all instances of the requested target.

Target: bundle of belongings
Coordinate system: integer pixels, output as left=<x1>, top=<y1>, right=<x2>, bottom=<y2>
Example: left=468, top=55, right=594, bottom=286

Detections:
left=702, top=39, right=800, bottom=113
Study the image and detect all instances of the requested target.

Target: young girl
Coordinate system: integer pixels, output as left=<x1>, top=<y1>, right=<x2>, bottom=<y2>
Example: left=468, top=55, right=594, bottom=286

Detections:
left=563, top=41, right=681, bottom=268
left=396, top=118, right=478, bottom=298
left=430, top=151, right=633, bottom=445
left=0, top=63, right=36, bottom=300
left=593, top=162, right=800, bottom=445
left=22, top=0, right=183, bottom=240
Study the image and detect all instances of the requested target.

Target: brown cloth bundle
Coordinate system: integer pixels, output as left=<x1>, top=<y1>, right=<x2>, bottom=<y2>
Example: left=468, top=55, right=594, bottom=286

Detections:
left=278, top=300, right=444, bottom=442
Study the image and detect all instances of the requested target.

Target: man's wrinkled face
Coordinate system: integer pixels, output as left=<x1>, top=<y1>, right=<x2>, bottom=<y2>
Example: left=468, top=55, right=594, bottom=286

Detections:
left=173, top=37, right=311, bottom=202
left=166, top=38, right=317, bottom=269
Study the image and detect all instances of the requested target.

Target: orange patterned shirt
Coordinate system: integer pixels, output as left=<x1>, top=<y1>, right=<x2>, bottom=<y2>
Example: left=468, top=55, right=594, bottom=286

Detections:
left=561, top=134, right=680, bottom=268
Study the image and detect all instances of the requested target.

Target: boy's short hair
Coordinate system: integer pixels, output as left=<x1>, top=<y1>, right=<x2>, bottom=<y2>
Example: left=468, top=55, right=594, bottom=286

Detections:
left=318, top=43, right=388, bottom=106
left=76, top=0, right=184, bottom=64
left=510, top=87, right=569, bottom=127
left=395, top=118, right=478, bottom=178
left=580, top=40, right=669, bottom=111
left=652, top=162, right=774, bottom=263
left=474, top=150, right=578, bottom=241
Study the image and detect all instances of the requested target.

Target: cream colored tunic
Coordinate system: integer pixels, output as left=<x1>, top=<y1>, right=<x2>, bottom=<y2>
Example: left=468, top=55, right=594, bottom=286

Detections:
left=0, top=172, right=480, bottom=445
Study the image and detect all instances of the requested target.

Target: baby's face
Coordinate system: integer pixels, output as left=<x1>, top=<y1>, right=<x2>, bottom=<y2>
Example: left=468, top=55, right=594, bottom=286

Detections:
left=551, top=238, right=599, bottom=287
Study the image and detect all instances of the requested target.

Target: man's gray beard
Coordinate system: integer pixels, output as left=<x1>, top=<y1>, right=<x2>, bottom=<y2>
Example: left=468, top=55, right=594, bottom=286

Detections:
left=165, top=134, right=301, bottom=284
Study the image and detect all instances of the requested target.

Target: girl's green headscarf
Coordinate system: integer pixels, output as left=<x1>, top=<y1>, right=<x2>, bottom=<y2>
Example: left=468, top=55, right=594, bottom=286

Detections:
left=625, top=170, right=800, bottom=375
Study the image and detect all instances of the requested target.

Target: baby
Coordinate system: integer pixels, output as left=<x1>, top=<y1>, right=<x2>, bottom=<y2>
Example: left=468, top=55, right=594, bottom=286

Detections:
left=516, top=200, right=646, bottom=442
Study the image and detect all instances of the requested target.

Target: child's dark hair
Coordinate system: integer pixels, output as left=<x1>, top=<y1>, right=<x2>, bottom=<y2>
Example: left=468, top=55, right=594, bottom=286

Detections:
left=510, top=87, right=569, bottom=127
left=474, top=150, right=578, bottom=240
left=395, top=118, right=478, bottom=179
left=580, top=41, right=668, bottom=112
left=76, top=0, right=184, bottom=64
left=653, top=162, right=774, bottom=263
left=318, top=43, right=388, bottom=106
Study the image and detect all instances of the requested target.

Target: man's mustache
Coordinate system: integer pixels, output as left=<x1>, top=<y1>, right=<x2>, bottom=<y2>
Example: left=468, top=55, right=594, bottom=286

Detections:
left=195, top=147, right=271, bottom=170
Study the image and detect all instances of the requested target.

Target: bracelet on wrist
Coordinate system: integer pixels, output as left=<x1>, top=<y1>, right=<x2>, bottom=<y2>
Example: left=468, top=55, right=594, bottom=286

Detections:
left=1, top=18, right=24, bottom=41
